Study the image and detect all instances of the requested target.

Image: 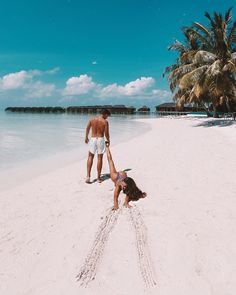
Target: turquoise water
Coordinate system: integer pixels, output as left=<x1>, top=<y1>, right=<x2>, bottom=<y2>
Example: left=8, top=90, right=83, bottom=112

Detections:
left=0, top=111, right=151, bottom=171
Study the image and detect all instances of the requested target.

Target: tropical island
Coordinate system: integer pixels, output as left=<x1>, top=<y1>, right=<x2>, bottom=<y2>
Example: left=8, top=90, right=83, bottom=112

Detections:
left=5, top=9, right=236, bottom=118
left=1, top=6, right=236, bottom=295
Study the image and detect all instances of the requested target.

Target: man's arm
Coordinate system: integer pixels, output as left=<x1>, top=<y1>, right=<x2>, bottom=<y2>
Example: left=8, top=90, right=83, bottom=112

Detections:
left=85, top=120, right=91, bottom=143
left=105, top=121, right=110, bottom=144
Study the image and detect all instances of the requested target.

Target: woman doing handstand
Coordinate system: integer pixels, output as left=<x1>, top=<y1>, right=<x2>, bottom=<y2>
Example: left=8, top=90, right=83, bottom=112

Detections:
left=106, top=145, right=146, bottom=210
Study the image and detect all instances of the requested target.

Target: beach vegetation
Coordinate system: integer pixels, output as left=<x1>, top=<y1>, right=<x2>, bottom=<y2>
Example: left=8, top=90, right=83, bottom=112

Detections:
left=164, top=8, right=236, bottom=117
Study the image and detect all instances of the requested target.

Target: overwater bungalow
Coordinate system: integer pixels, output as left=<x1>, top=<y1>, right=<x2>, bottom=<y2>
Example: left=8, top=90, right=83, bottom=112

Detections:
left=5, top=105, right=136, bottom=114
left=156, top=103, right=205, bottom=115
left=137, top=105, right=150, bottom=113
left=155, top=103, right=178, bottom=113
left=5, top=107, right=66, bottom=113
left=66, top=105, right=136, bottom=114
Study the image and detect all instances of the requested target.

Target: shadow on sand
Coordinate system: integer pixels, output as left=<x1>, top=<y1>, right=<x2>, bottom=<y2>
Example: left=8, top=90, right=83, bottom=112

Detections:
left=194, top=119, right=234, bottom=128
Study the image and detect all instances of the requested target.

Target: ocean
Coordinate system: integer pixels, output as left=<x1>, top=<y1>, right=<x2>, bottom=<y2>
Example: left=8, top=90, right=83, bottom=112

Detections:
left=0, top=111, right=151, bottom=172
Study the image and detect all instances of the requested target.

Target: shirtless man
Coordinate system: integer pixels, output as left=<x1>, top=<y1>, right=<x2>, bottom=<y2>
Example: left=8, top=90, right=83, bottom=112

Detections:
left=85, top=109, right=111, bottom=183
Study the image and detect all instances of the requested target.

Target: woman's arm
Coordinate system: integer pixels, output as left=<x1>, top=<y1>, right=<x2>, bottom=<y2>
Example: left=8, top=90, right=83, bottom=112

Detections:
left=113, top=184, right=121, bottom=210
left=105, top=120, right=110, bottom=145
left=123, top=195, right=132, bottom=208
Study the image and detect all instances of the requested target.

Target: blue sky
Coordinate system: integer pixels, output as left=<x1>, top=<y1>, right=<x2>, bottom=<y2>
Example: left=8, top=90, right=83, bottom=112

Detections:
left=0, top=0, right=235, bottom=109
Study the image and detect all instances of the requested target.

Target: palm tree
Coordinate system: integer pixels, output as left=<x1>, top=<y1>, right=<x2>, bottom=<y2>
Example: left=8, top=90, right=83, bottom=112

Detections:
left=164, top=27, right=200, bottom=92
left=165, top=8, right=236, bottom=117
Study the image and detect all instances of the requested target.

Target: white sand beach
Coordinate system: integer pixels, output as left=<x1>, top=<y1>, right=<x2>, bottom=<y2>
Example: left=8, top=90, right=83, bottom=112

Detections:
left=0, top=117, right=236, bottom=295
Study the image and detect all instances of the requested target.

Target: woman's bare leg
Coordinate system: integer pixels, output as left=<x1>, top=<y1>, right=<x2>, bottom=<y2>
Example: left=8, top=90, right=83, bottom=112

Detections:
left=106, top=146, right=118, bottom=182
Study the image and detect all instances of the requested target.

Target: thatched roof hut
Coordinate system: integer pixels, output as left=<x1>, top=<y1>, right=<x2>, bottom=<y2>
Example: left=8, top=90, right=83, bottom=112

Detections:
left=5, top=107, right=66, bottom=113
left=156, top=103, right=177, bottom=112
left=5, top=105, right=136, bottom=114
left=156, top=103, right=205, bottom=113
left=138, top=105, right=150, bottom=112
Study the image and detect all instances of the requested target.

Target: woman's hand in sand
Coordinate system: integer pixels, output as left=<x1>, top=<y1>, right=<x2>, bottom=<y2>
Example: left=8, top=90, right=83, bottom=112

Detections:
left=123, top=196, right=132, bottom=208
left=112, top=205, right=119, bottom=210
left=123, top=203, right=132, bottom=209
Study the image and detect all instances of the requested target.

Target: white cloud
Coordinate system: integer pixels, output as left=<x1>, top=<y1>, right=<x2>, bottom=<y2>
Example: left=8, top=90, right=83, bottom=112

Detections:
left=123, top=77, right=155, bottom=95
left=62, top=75, right=155, bottom=98
left=0, top=71, right=32, bottom=90
left=0, top=69, right=57, bottom=98
left=63, top=74, right=96, bottom=95
left=0, top=69, right=171, bottom=104
left=27, top=67, right=60, bottom=76
left=98, top=77, right=155, bottom=98
left=152, top=89, right=171, bottom=98
left=26, top=81, right=55, bottom=98
left=45, top=67, right=60, bottom=75
left=61, top=74, right=171, bottom=101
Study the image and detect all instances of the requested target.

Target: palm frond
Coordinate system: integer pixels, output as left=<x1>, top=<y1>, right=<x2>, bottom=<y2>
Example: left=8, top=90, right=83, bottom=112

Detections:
left=224, top=7, right=233, bottom=24
left=192, top=22, right=211, bottom=37
left=189, top=84, right=203, bottom=102
left=214, top=12, right=223, bottom=29
left=223, top=60, right=236, bottom=73
left=232, top=52, right=236, bottom=60
left=207, top=60, right=222, bottom=76
left=193, top=50, right=216, bottom=64
left=186, top=28, right=212, bottom=49
left=174, top=63, right=197, bottom=76
left=228, top=20, right=236, bottom=47
left=205, top=11, right=215, bottom=28
left=168, top=41, right=187, bottom=54
left=182, top=27, right=200, bottom=50
left=174, top=89, right=190, bottom=106
left=179, top=50, right=198, bottom=63
left=168, top=63, right=198, bottom=89
left=179, top=66, right=208, bottom=89
left=163, top=64, right=179, bottom=77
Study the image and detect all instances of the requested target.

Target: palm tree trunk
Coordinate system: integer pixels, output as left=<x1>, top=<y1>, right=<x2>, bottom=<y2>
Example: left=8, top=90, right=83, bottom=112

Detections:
left=199, top=102, right=212, bottom=117
left=226, top=97, right=231, bottom=113
left=213, top=105, right=219, bottom=118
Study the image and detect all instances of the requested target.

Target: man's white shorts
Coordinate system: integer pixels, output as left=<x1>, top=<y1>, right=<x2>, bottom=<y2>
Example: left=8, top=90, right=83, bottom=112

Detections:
left=89, top=137, right=105, bottom=155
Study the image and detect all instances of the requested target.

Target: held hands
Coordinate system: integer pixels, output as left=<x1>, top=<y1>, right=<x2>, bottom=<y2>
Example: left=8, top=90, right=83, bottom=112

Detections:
left=105, top=141, right=110, bottom=147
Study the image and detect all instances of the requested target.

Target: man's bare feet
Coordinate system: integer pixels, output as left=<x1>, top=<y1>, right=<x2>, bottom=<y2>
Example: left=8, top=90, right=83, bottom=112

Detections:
left=97, top=177, right=102, bottom=183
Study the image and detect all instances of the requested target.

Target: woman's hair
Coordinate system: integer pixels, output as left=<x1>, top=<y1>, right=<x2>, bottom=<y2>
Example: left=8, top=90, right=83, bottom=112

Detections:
left=123, top=177, right=147, bottom=201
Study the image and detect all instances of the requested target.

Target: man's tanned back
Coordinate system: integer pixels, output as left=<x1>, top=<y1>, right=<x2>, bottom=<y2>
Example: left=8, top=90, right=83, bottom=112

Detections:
left=90, top=117, right=107, bottom=137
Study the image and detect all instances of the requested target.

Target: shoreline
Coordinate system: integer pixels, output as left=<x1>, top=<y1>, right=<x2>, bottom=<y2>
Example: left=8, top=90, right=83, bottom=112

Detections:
left=0, top=118, right=151, bottom=192
left=0, top=117, right=235, bottom=295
